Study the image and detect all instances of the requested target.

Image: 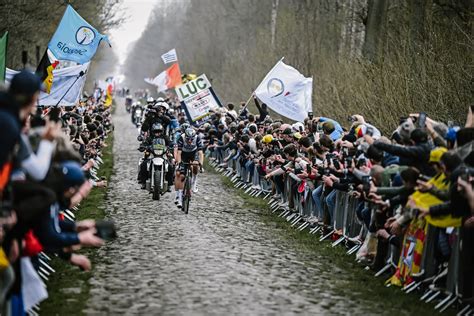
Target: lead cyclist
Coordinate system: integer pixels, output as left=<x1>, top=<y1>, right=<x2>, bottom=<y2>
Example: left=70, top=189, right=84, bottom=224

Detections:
left=174, top=127, right=204, bottom=208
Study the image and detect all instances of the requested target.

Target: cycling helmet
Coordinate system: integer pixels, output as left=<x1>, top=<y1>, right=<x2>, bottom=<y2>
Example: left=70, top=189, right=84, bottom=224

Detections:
left=184, top=128, right=196, bottom=140
left=180, top=123, right=190, bottom=132
left=152, top=123, right=164, bottom=133
left=147, top=97, right=154, bottom=103
left=156, top=97, right=165, bottom=102
left=158, top=102, right=170, bottom=111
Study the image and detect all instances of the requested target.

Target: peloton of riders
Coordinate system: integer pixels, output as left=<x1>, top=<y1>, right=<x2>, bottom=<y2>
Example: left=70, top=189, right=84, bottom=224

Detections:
left=133, top=96, right=203, bottom=209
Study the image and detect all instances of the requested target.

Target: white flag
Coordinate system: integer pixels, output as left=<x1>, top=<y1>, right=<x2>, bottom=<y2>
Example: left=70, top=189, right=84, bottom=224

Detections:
left=6, top=62, right=89, bottom=106
left=21, top=257, right=48, bottom=312
left=254, top=59, right=312, bottom=122
left=161, top=48, right=178, bottom=64
left=144, top=70, right=167, bottom=92
left=144, top=64, right=182, bottom=92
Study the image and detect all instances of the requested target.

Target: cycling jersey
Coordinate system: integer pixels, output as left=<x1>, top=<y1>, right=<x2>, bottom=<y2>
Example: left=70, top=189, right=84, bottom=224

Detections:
left=177, top=134, right=203, bottom=162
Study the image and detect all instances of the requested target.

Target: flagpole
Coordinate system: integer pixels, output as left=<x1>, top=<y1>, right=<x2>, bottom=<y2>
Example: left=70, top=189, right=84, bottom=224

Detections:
left=53, top=70, right=86, bottom=107
left=239, top=56, right=284, bottom=116
left=2, top=32, right=8, bottom=82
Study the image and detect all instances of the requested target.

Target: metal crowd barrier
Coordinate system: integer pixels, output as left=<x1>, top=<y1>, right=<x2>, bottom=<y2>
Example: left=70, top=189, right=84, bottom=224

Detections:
left=206, top=147, right=472, bottom=315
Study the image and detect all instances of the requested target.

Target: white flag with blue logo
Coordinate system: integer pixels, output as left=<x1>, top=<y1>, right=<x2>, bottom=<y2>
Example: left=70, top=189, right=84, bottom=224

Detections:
left=254, top=59, right=312, bottom=122
left=48, top=5, right=110, bottom=64
left=161, top=48, right=178, bottom=64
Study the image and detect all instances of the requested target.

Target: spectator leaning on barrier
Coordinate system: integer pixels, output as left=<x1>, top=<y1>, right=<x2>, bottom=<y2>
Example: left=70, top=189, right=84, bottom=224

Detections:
left=206, top=103, right=474, bottom=310
left=0, top=71, right=114, bottom=314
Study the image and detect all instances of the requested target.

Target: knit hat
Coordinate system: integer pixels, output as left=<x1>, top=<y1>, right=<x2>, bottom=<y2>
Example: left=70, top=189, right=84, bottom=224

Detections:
left=282, top=127, right=292, bottom=135
left=248, top=124, right=257, bottom=134
left=8, top=70, right=42, bottom=106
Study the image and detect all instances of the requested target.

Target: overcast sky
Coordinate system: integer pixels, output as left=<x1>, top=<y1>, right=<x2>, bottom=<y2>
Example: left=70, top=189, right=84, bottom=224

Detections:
left=108, top=0, right=158, bottom=66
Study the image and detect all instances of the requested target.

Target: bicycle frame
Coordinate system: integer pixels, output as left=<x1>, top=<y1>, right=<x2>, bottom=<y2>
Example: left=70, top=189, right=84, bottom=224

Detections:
left=181, top=162, right=195, bottom=214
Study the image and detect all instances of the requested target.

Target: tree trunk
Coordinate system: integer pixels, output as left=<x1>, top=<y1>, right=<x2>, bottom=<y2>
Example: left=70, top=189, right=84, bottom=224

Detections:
left=270, top=0, right=279, bottom=49
left=409, top=0, right=432, bottom=53
left=362, top=0, right=389, bottom=63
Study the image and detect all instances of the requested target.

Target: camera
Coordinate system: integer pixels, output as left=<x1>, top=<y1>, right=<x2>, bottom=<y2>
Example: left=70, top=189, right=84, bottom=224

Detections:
left=356, top=157, right=367, bottom=168
left=362, top=175, right=372, bottom=194
left=94, top=220, right=117, bottom=241
left=342, top=147, right=349, bottom=157
left=418, top=112, right=427, bottom=128
left=366, top=126, right=374, bottom=137
left=345, top=157, right=353, bottom=168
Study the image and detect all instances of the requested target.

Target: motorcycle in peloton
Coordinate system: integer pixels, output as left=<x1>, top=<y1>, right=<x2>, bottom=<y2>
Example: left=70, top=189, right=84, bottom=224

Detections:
left=125, top=95, right=133, bottom=113
left=132, top=106, right=143, bottom=128
left=138, top=137, right=170, bottom=201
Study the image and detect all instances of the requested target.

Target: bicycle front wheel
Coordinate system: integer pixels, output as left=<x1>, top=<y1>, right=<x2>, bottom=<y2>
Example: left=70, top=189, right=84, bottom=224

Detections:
left=182, top=172, right=192, bottom=214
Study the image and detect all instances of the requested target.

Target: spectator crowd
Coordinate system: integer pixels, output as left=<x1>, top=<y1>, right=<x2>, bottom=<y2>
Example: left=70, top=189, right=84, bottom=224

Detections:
left=1, top=68, right=472, bottom=314
left=204, top=96, right=474, bottom=313
left=0, top=71, right=113, bottom=315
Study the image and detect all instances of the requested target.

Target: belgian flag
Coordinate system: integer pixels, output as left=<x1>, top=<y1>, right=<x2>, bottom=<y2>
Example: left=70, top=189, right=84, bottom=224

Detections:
left=35, top=50, right=59, bottom=94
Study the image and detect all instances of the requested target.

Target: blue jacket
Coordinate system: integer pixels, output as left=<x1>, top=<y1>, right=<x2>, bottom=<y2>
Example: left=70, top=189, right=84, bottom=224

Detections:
left=319, top=117, right=344, bottom=141
left=34, top=203, right=80, bottom=251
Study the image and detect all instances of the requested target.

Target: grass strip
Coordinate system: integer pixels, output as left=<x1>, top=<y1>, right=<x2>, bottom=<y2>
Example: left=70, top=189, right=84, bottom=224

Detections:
left=208, top=162, right=453, bottom=316
left=40, top=132, right=114, bottom=316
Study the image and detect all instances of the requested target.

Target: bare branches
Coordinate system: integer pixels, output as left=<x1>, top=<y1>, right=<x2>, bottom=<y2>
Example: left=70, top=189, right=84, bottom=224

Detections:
left=1, top=0, right=124, bottom=69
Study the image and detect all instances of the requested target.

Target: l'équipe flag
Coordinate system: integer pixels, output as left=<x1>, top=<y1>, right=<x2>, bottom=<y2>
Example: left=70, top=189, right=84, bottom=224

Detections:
left=35, top=50, right=59, bottom=94
left=144, top=63, right=182, bottom=92
left=254, top=58, right=312, bottom=122
left=0, top=32, right=8, bottom=82
left=161, top=48, right=178, bottom=64
left=48, top=5, right=110, bottom=64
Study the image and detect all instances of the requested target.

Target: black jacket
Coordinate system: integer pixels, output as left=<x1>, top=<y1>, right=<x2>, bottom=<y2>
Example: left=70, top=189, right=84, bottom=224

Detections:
left=374, top=141, right=435, bottom=176
left=0, top=92, right=21, bottom=168
left=141, top=112, right=172, bottom=133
